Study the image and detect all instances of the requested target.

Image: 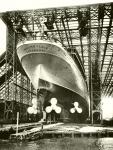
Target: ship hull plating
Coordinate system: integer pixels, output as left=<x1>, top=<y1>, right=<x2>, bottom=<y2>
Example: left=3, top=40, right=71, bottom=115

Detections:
left=17, top=40, right=89, bottom=123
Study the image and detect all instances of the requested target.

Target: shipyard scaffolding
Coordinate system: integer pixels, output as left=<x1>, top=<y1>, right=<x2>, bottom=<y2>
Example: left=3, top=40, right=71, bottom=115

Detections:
left=0, top=17, right=38, bottom=123
left=0, top=2, right=113, bottom=124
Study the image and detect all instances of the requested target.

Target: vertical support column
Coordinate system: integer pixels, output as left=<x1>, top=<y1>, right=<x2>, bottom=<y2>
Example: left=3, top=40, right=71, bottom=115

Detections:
left=88, top=14, right=93, bottom=124
left=87, top=7, right=102, bottom=124
left=4, top=26, right=10, bottom=120
left=20, top=74, right=24, bottom=121
left=89, top=51, right=93, bottom=124
left=16, top=112, right=19, bottom=134
left=4, top=24, right=16, bottom=122
left=30, top=82, right=33, bottom=105
left=91, top=9, right=102, bottom=124
left=12, top=31, right=17, bottom=122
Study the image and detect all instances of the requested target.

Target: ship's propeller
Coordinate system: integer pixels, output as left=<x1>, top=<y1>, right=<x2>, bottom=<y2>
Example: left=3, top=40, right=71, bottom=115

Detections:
left=27, top=97, right=39, bottom=114
left=70, top=102, right=82, bottom=114
left=45, top=98, right=62, bottom=114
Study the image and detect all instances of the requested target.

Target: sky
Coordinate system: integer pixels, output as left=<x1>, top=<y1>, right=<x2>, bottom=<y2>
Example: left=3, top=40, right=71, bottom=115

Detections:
left=0, top=0, right=112, bottom=12
left=0, top=19, right=6, bottom=56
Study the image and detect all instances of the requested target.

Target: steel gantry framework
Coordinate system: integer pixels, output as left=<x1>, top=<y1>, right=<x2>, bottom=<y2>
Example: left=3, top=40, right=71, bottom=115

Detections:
left=0, top=2, right=113, bottom=123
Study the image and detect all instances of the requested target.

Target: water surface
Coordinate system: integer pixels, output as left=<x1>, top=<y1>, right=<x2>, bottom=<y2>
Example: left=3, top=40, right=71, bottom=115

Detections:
left=0, top=137, right=113, bottom=150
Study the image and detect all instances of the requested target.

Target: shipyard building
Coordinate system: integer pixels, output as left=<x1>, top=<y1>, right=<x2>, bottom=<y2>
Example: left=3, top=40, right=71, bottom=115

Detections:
left=0, top=2, right=113, bottom=127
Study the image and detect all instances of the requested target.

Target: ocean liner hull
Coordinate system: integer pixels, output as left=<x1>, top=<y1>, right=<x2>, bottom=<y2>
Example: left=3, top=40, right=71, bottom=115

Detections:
left=17, top=40, right=89, bottom=123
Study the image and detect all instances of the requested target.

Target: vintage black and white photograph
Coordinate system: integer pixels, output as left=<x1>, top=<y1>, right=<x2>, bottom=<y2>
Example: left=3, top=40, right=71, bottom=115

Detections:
left=0, top=0, right=113, bottom=149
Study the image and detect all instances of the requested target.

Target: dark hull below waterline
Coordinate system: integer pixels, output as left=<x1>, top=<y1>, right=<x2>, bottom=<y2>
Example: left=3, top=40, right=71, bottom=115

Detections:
left=39, top=79, right=89, bottom=123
